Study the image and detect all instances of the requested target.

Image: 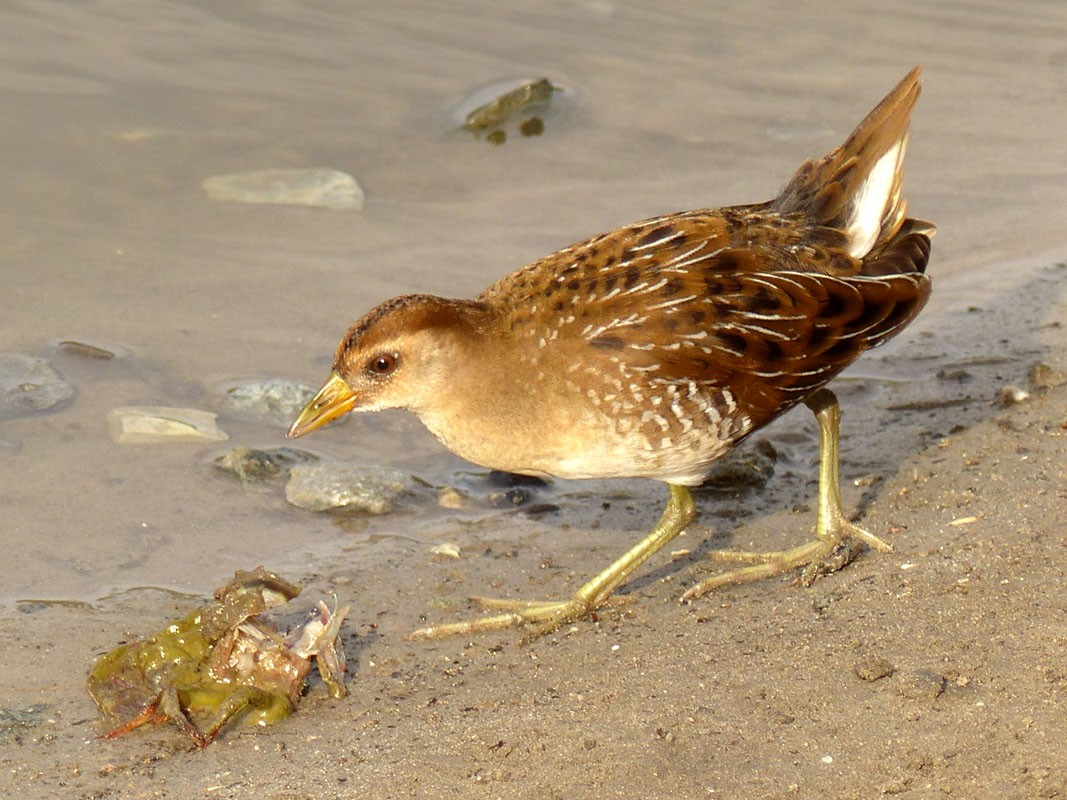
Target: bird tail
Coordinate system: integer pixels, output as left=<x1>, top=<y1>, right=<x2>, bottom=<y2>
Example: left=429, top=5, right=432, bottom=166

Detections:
left=773, top=66, right=934, bottom=261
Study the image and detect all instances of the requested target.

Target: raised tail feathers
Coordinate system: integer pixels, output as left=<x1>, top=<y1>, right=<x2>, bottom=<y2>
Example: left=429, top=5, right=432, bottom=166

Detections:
left=774, top=66, right=932, bottom=260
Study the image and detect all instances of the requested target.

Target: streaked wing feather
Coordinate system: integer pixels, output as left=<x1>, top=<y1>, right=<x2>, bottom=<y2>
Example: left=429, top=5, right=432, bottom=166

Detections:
left=557, top=239, right=929, bottom=429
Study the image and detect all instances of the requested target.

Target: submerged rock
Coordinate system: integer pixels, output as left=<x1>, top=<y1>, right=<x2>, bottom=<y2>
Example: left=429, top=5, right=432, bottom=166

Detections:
left=202, top=168, right=364, bottom=210
left=55, top=339, right=117, bottom=360
left=220, top=379, right=317, bottom=429
left=215, top=446, right=319, bottom=483
left=108, top=406, right=228, bottom=444
left=464, top=78, right=556, bottom=133
left=452, top=77, right=570, bottom=144
left=285, top=464, right=412, bottom=514
left=0, top=353, right=74, bottom=420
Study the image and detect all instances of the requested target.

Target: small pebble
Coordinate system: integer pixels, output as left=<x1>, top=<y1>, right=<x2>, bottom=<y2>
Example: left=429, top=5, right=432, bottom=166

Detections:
left=285, top=463, right=412, bottom=513
left=203, top=168, right=364, bottom=210
left=108, top=406, right=228, bottom=444
left=437, top=486, right=466, bottom=509
left=996, top=385, right=1029, bottom=407
left=853, top=656, right=895, bottom=682
left=430, top=542, right=461, bottom=559
left=898, top=668, right=945, bottom=700
left=0, top=353, right=74, bottom=420
left=653, top=726, right=673, bottom=742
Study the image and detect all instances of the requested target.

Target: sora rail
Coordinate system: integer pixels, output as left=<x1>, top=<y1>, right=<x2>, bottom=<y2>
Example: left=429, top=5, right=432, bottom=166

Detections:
left=290, top=67, right=934, bottom=638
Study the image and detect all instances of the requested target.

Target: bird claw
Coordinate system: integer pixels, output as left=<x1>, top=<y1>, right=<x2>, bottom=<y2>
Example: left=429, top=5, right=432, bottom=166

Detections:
left=681, top=518, right=888, bottom=601
left=796, top=535, right=867, bottom=586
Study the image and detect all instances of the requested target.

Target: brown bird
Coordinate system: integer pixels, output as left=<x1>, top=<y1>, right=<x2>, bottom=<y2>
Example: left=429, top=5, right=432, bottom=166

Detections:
left=289, top=67, right=933, bottom=638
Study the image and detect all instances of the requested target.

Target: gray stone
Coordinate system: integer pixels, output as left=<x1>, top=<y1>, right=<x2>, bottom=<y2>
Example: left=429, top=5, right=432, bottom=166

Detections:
left=285, top=464, right=412, bottom=514
left=220, top=379, right=316, bottom=428
left=0, top=353, right=74, bottom=420
left=202, top=168, right=364, bottom=210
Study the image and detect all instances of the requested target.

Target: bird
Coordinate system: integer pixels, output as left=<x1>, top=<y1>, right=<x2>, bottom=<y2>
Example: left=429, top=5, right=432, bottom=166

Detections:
left=288, top=67, right=934, bottom=638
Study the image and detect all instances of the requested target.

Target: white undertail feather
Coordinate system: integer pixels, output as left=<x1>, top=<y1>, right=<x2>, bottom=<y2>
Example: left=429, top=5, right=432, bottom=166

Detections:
left=846, top=135, right=906, bottom=258
left=774, top=66, right=925, bottom=259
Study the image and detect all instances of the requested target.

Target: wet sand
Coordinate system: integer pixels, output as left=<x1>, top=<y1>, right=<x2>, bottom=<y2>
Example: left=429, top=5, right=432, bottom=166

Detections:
left=2, top=2, right=1066, bottom=798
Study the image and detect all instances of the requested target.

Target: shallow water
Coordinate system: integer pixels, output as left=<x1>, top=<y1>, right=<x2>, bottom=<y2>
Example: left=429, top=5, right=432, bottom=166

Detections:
left=2, top=0, right=1066, bottom=605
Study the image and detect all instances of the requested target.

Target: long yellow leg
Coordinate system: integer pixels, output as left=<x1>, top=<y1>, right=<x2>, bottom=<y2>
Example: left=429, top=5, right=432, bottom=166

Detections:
left=682, top=388, right=891, bottom=601
left=409, top=483, right=696, bottom=639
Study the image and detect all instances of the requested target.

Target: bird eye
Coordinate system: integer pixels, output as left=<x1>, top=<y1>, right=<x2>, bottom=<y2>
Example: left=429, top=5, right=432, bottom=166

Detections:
left=368, top=353, right=398, bottom=376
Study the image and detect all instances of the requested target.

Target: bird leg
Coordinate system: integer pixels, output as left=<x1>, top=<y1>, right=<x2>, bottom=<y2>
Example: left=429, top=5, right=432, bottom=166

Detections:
left=682, top=388, right=891, bottom=601
left=409, top=483, right=696, bottom=639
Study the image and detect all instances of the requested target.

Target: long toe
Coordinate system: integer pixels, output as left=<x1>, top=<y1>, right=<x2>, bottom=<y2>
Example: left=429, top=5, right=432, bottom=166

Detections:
left=408, top=595, right=595, bottom=640
left=681, top=518, right=888, bottom=601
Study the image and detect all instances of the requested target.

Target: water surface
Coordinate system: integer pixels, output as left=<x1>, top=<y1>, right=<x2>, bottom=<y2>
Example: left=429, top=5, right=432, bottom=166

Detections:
left=2, top=0, right=1066, bottom=604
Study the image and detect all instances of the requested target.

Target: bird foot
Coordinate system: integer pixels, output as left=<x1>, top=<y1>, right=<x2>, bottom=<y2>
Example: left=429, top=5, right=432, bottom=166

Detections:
left=409, top=484, right=693, bottom=641
left=408, top=593, right=613, bottom=641
left=681, top=520, right=890, bottom=602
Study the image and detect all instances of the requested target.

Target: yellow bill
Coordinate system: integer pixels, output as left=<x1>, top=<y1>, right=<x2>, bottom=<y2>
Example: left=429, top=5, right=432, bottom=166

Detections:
left=288, top=372, right=357, bottom=438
